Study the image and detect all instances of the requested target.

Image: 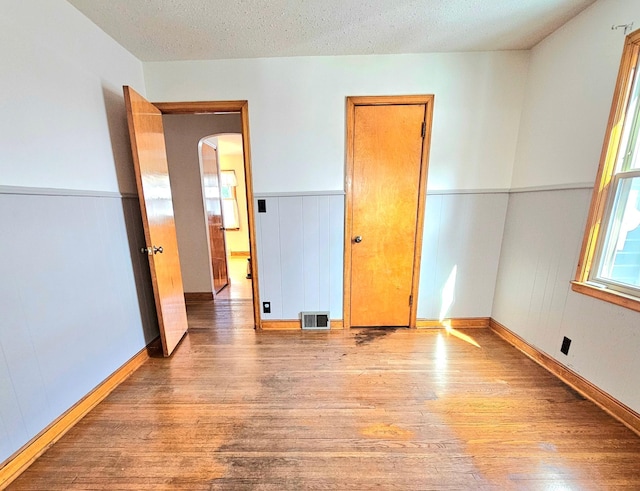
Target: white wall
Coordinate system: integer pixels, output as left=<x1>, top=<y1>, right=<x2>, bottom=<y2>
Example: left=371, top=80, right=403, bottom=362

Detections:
left=0, top=0, right=144, bottom=194
left=511, top=0, right=640, bottom=189
left=219, top=152, right=251, bottom=254
left=255, top=194, right=344, bottom=319
left=145, top=52, right=526, bottom=321
left=162, top=114, right=242, bottom=293
left=0, top=0, right=155, bottom=463
left=494, top=0, right=640, bottom=414
left=145, top=52, right=529, bottom=193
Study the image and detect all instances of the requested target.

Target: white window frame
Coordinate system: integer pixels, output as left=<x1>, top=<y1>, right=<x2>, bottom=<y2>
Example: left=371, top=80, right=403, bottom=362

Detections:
left=573, top=28, right=640, bottom=312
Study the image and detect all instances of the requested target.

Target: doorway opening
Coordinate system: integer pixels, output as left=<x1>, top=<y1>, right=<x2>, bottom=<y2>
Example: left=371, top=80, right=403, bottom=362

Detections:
left=200, top=133, right=252, bottom=301
left=124, top=89, right=262, bottom=357
left=154, top=99, right=261, bottom=330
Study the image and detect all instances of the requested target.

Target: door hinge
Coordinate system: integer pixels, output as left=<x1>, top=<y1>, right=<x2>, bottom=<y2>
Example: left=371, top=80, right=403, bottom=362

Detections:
left=409, top=295, right=413, bottom=306
left=421, top=122, right=426, bottom=138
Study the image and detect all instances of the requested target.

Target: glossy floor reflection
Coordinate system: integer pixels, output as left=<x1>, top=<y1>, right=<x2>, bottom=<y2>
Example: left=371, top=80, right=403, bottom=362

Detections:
left=9, top=300, right=640, bottom=490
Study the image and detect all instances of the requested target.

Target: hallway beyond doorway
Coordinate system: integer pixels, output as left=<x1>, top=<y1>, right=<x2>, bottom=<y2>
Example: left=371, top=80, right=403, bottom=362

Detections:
left=215, top=256, right=252, bottom=301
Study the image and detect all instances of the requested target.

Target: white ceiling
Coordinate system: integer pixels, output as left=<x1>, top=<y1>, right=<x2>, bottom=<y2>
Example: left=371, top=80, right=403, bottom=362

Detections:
left=66, top=0, right=596, bottom=62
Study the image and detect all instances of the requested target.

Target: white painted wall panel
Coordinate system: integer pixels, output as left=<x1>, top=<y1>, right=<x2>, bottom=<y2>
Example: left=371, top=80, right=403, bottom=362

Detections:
left=493, top=189, right=640, bottom=412
left=0, top=374, right=18, bottom=464
left=0, top=271, right=50, bottom=439
left=145, top=51, right=529, bottom=193
left=256, top=195, right=344, bottom=320
left=278, top=197, right=306, bottom=319
left=256, top=198, right=283, bottom=319
left=0, top=346, right=28, bottom=457
left=317, top=196, right=332, bottom=311
left=302, top=197, right=321, bottom=312
left=498, top=0, right=640, bottom=414
left=417, top=193, right=508, bottom=319
left=0, top=194, right=158, bottom=462
left=328, top=196, right=345, bottom=317
left=560, top=290, right=640, bottom=412
left=493, top=190, right=588, bottom=349
left=257, top=192, right=502, bottom=322
left=418, top=195, right=442, bottom=317
left=0, top=0, right=157, bottom=467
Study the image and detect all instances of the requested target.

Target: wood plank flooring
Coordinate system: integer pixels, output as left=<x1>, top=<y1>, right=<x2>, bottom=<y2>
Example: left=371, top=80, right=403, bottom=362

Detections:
left=213, top=256, right=253, bottom=302
left=8, top=299, right=640, bottom=490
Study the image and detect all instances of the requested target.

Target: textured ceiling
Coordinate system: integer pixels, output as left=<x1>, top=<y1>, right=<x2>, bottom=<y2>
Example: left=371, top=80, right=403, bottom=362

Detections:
left=66, top=0, right=596, bottom=62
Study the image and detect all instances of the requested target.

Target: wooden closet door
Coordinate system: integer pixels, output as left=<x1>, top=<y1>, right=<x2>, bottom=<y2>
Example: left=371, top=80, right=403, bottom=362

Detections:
left=349, top=102, right=428, bottom=327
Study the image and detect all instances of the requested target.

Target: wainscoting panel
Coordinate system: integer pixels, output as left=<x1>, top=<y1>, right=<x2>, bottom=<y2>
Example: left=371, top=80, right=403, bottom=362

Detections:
left=329, top=196, right=344, bottom=316
left=302, top=196, right=322, bottom=312
left=255, top=194, right=344, bottom=320
left=255, top=197, right=284, bottom=319
left=493, top=190, right=590, bottom=355
left=417, top=192, right=508, bottom=319
left=0, top=191, right=157, bottom=463
left=492, top=188, right=640, bottom=414
left=256, top=191, right=504, bottom=324
left=278, top=197, right=306, bottom=319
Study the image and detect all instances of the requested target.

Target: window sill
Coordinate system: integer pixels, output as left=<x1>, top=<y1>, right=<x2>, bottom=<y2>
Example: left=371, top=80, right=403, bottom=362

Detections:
left=571, top=281, right=640, bottom=314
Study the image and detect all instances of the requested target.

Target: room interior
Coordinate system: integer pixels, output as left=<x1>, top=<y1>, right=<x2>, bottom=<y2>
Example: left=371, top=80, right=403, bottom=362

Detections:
left=2, top=0, right=640, bottom=487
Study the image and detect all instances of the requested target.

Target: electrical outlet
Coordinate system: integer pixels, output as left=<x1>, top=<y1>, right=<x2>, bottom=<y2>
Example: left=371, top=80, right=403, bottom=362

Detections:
left=561, top=336, right=571, bottom=355
left=263, top=302, right=271, bottom=314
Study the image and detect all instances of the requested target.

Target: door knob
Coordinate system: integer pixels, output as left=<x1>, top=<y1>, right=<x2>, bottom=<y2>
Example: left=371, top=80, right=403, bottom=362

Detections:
left=153, top=246, right=164, bottom=254
left=140, top=247, right=152, bottom=255
left=354, top=236, right=362, bottom=243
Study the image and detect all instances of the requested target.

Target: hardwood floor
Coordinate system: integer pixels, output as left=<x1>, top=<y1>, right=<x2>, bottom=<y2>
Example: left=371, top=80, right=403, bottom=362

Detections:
left=214, top=256, right=253, bottom=301
left=8, top=300, right=640, bottom=490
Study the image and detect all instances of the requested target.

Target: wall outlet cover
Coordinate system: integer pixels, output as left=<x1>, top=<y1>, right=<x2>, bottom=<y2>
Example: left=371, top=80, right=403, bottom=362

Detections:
left=561, top=336, right=571, bottom=355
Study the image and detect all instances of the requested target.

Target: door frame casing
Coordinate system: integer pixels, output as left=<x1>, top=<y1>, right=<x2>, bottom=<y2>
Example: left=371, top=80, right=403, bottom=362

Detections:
left=154, top=100, right=262, bottom=329
left=343, top=95, right=434, bottom=329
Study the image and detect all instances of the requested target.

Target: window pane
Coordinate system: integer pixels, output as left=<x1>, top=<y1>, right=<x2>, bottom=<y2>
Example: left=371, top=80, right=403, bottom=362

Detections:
left=619, top=66, right=640, bottom=171
left=222, top=199, right=240, bottom=229
left=598, top=176, right=640, bottom=288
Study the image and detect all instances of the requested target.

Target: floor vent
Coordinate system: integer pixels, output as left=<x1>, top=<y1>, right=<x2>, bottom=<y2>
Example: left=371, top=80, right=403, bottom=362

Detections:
left=301, top=311, right=330, bottom=330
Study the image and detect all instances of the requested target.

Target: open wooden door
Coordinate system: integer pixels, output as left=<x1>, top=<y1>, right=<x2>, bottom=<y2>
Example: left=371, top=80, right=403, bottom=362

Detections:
left=345, top=96, right=433, bottom=328
left=124, top=86, right=188, bottom=356
left=201, top=140, right=229, bottom=293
